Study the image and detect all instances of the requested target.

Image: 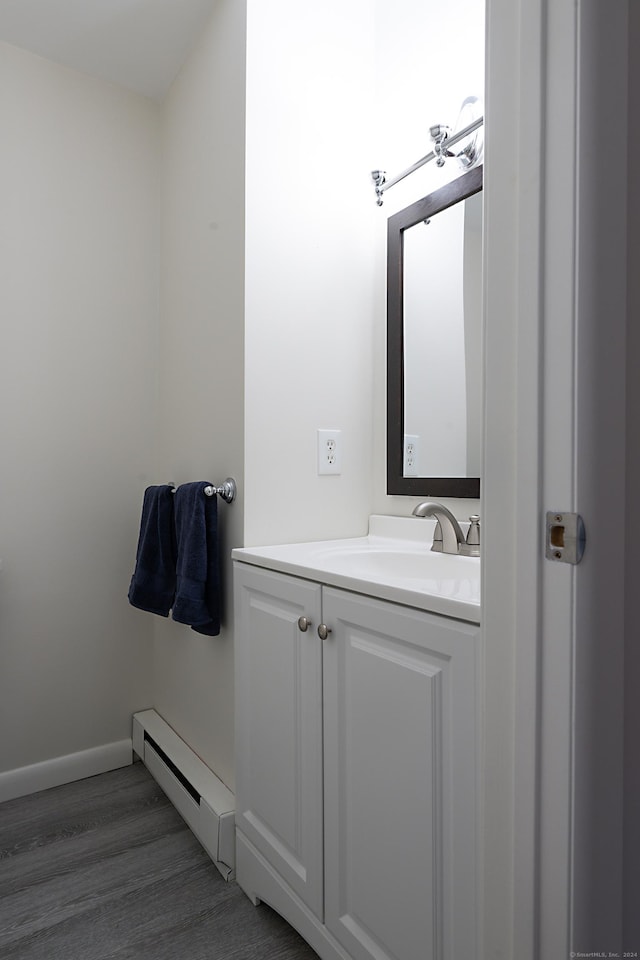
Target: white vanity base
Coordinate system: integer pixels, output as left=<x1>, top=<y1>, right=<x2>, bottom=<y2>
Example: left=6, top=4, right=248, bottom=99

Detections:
left=237, top=832, right=352, bottom=960
left=233, top=555, right=480, bottom=960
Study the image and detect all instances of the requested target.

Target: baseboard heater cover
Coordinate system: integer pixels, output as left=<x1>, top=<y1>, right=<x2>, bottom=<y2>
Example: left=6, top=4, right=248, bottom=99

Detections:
left=132, top=709, right=235, bottom=880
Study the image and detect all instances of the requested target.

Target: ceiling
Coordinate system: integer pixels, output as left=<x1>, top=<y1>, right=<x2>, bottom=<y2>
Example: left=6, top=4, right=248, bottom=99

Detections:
left=0, top=0, right=217, bottom=100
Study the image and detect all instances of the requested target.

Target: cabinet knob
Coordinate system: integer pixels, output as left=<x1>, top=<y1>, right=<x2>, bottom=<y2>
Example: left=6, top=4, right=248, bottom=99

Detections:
left=297, top=616, right=312, bottom=632
left=317, top=623, right=332, bottom=640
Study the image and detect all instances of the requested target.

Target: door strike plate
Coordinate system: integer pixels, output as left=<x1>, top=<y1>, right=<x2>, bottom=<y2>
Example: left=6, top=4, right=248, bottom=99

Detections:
left=545, top=512, right=586, bottom=564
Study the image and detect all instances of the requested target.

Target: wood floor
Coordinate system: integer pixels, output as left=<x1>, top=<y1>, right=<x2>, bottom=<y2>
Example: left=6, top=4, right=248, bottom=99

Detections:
left=0, top=762, right=320, bottom=960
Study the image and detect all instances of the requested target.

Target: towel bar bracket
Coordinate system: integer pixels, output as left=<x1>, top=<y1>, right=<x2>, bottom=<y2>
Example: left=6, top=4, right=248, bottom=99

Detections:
left=168, top=477, right=237, bottom=504
left=204, top=478, right=237, bottom=504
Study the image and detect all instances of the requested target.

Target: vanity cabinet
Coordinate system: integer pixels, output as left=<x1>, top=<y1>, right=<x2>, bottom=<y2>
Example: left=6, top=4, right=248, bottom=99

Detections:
left=234, top=561, right=479, bottom=960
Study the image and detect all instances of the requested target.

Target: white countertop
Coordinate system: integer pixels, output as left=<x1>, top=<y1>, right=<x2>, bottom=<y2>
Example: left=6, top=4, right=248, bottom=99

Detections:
left=232, top=515, right=480, bottom=625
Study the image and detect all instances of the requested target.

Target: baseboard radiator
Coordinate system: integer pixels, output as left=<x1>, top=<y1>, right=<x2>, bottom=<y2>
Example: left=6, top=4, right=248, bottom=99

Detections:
left=132, top=709, right=235, bottom=881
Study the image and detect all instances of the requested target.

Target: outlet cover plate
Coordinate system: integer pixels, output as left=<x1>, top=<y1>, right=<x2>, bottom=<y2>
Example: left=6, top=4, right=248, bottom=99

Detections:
left=403, top=434, right=420, bottom=477
left=317, top=429, right=342, bottom=475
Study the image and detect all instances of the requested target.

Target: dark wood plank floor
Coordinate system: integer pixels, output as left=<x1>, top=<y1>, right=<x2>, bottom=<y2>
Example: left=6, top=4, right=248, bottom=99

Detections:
left=0, top=762, right=320, bottom=959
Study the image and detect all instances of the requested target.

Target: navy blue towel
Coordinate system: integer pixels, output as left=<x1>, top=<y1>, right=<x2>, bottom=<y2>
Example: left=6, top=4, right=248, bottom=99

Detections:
left=128, top=485, right=177, bottom=617
left=172, top=482, right=221, bottom=636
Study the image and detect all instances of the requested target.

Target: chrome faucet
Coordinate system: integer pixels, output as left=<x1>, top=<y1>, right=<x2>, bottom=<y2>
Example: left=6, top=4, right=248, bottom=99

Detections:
left=412, top=501, right=481, bottom=557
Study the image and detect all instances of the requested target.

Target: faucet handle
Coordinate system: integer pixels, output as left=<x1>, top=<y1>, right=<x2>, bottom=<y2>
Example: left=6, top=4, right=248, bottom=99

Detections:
left=461, top=515, right=481, bottom=557
left=431, top=519, right=444, bottom=553
left=467, top=515, right=480, bottom=542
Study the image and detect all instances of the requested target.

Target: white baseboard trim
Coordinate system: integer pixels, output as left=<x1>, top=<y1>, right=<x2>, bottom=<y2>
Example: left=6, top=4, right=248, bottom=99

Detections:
left=0, top=739, right=133, bottom=804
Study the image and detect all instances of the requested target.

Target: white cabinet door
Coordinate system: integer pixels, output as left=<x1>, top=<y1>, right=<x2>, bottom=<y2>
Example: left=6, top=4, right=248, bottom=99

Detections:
left=234, top=563, right=324, bottom=918
left=322, top=587, right=479, bottom=960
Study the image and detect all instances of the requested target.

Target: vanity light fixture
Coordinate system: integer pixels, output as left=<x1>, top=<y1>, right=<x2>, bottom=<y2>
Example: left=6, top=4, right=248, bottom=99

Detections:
left=371, top=96, right=484, bottom=206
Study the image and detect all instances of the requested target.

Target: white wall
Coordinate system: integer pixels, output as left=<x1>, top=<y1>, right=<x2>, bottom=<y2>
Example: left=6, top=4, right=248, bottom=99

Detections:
left=243, top=0, right=376, bottom=546
left=370, top=0, right=485, bottom=519
left=0, top=0, right=485, bottom=809
left=152, top=0, right=246, bottom=792
left=0, top=0, right=485, bottom=797
left=0, top=42, right=159, bottom=779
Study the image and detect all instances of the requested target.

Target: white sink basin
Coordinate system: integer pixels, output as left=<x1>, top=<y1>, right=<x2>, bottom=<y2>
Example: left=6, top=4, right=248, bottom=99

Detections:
left=312, top=543, right=475, bottom=580
left=232, top=515, right=480, bottom=624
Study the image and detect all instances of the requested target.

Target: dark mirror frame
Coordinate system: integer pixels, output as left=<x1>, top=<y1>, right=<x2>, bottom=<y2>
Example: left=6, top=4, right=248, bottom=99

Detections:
left=387, top=164, right=483, bottom=498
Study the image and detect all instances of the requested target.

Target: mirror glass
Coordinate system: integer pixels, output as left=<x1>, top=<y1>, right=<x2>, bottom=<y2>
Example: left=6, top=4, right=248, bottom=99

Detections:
left=387, top=166, right=482, bottom=498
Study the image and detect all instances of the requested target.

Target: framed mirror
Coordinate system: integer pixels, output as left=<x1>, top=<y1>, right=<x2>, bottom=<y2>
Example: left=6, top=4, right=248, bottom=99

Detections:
left=387, top=165, right=482, bottom=498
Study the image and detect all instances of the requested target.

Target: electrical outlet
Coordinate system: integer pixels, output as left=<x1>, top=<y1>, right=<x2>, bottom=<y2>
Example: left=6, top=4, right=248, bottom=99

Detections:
left=403, top=434, right=420, bottom=477
left=317, top=429, right=342, bottom=475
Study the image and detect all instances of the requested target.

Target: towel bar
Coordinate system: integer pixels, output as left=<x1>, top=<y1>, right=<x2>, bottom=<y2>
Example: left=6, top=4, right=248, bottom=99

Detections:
left=168, top=478, right=237, bottom=504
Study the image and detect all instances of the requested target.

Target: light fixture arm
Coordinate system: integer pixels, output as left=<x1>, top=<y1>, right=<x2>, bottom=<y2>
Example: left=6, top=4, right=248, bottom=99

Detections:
left=370, top=114, right=483, bottom=206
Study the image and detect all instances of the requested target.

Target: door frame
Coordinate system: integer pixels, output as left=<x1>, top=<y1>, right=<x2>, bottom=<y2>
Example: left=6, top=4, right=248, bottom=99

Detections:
left=483, top=0, right=628, bottom=956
